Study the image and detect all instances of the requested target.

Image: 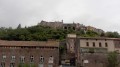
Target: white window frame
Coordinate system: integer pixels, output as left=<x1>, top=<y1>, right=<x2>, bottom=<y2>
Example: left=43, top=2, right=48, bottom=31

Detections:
left=11, top=56, right=15, bottom=62
left=48, top=56, right=54, bottom=63
left=20, top=56, right=25, bottom=63
left=40, top=56, right=44, bottom=63
left=30, top=56, right=34, bottom=63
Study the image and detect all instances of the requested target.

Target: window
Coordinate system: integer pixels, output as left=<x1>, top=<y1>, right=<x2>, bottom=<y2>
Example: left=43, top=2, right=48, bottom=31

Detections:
left=115, top=50, right=119, bottom=53
left=73, top=27, right=75, bottom=30
left=10, top=63, right=15, bottom=67
left=39, top=64, right=43, bottom=67
left=64, top=27, right=67, bottom=29
left=1, top=62, right=5, bottom=67
left=11, top=56, right=15, bottom=62
left=40, top=56, right=44, bottom=63
left=93, top=42, right=95, bottom=47
left=2, top=55, right=6, bottom=62
left=86, top=42, right=89, bottom=47
left=48, top=56, right=54, bottom=63
left=68, top=27, right=71, bottom=29
left=48, top=64, right=53, bottom=67
left=30, top=56, right=34, bottom=63
left=99, top=42, right=102, bottom=47
left=105, top=43, right=108, bottom=47
left=20, top=56, right=25, bottom=63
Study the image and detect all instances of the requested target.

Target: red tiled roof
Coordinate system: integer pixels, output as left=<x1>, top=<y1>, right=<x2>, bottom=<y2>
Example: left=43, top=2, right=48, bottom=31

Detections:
left=0, top=40, right=59, bottom=47
left=67, top=36, right=120, bottom=40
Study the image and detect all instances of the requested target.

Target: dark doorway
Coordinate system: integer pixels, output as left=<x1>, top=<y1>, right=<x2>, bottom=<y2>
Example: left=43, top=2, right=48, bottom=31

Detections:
left=70, top=58, right=75, bottom=66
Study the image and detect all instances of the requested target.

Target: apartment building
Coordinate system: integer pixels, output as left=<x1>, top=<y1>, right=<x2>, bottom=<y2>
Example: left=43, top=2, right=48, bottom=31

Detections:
left=0, top=40, right=59, bottom=67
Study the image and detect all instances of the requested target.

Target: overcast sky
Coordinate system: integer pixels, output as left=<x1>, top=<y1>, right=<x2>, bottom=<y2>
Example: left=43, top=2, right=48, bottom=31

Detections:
left=0, top=0, right=120, bottom=32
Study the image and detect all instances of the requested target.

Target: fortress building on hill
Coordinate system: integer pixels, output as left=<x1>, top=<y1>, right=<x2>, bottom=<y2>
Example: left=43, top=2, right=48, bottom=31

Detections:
left=38, top=20, right=104, bottom=34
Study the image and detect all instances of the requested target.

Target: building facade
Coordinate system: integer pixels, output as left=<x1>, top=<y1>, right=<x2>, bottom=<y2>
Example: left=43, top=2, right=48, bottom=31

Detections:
left=0, top=40, right=59, bottom=67
left=38, top=20, right=63, bottom=29
left=38, top=20, right=86, bottom=31
left=86, top=26, right=104, bottom=34
left=66, top=34, right=120, bottom=67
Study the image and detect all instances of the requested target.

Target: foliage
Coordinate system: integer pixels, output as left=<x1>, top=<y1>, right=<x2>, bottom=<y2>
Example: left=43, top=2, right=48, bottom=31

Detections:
left=59, top=45, right=66, bottom=54
left=107, top=51, right=120, bottom=67
left=105, top=32, right=120, bottom=38
left=18, top=63, right=29, bottom=67
left=17, top=24, right=22, bottom=29
left=89, top=48, right=95, bottom=53
left=18, top=63, right=36, bottom=67
left=0, top=24, right=119, bottom=41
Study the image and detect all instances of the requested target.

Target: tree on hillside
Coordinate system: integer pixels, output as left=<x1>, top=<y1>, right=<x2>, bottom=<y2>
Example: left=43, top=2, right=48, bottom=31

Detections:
left=84, top=30, right=100, bottom=37
left=100, top=32, right=105, bottom=37
left=105, top=32, right=120, bottom=38
left=17, top=24, right=21, bottom=29
left=107, top=51, right=120, bottom=67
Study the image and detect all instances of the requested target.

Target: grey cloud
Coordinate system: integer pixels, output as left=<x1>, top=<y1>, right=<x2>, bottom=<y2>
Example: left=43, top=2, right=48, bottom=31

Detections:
left=0, top=0, right=62, bottom=27
left=0, top=0, right=120, bottom=33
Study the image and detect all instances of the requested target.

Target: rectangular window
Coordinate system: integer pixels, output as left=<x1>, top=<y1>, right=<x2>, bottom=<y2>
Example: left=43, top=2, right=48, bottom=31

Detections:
left=99, top=42, right=102, bottom=47
left=105, top=43, right=108, bottom=47
left=2, top=55, right=6, bottom=62
left=39, top=64, right=43, bottom=67
left=48, top=64, right=53, bottom=67
left=40, top=56, right=44, bottom=63
left=20, top=56, right=25, bottom=63
left=86, top=42, right=89, bottom=47
left=48, top=56, right=54, bottom=63
left=10, top=63, right=15, bottom=67
left=30, top=56, right=34, bottom=63
left=1, top=62, right=5, bottom=67
left=11, top=56, right=15, bottom=62
left=93, top=42, right=95, bottom=47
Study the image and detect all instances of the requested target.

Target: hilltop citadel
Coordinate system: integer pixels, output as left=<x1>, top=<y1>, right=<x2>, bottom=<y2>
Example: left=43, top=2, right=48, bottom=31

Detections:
left=38, top=20, right=104, bottom=35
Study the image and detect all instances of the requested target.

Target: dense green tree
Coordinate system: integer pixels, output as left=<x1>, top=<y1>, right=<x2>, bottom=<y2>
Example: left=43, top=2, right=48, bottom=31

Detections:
left=84, top=30, right=99, bottom=37
left=105, top=32, right=120, bottom=38
left=0, top=25, right=119, bottom=41
left=100, top=32, right=105, bottom=37
left=107, top=51, right=120, bottom=67
left=17, top=24, right=22, bottom=29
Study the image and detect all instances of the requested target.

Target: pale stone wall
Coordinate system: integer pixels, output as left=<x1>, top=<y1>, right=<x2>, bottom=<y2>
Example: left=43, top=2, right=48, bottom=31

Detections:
left=79, top=39, right=115, bottom=52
